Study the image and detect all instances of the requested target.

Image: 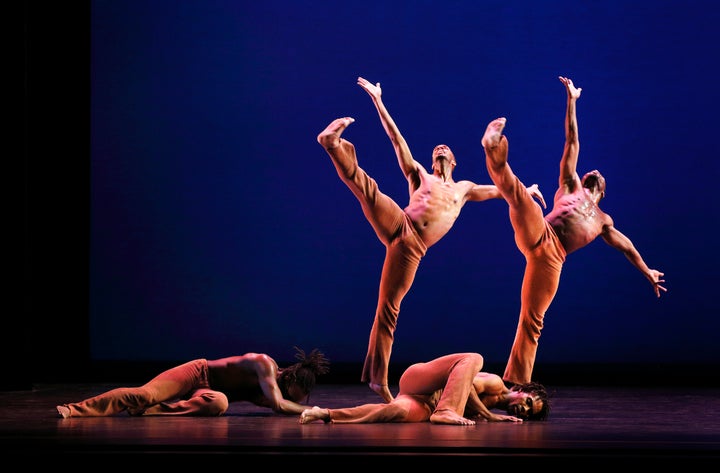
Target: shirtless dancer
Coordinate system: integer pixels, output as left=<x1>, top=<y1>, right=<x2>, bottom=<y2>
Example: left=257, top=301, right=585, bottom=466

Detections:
left=299, top=352, right=549, bottom=425
left=318, top=77, right=545, bottom=402
left=56, top=348, right=329, bottom=417
left=481, top=76, right=667, bottom=386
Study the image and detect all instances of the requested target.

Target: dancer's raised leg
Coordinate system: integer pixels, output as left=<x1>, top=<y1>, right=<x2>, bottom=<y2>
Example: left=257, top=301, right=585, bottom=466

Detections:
left=481, top=117, right=509, bottom=171
left=317, top=117, right=355, bottom=149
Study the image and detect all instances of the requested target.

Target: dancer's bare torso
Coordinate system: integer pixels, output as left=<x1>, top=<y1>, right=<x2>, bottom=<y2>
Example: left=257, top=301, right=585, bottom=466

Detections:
left=545, top=188, right=610, bottom=254
left=404, top=171, right=476, bottom=248
left=206, top=355, right=270, bottom=404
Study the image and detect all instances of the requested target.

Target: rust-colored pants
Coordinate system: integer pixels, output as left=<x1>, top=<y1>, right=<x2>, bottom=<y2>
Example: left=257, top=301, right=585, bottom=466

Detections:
left=504, top=217, right=566, bottom=384
left=322, top=138, right=428, bottom=388
left=485, top=142, right=567, bottom=385
left=327, top=353, right=483, bottom=423
left=59, top=359, right=229, bottom=417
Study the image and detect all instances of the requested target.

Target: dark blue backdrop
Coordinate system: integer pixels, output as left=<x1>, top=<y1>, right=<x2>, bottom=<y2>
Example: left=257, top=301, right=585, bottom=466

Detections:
left=89, top=0, right=720, bottom=369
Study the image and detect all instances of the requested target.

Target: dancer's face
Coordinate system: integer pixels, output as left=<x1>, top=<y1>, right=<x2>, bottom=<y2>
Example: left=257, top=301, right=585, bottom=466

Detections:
left=506, top=392, right=544, bottom=420
left=432, top=144, right=456, bottom=168
left=582, top=169, right=606, bottom=199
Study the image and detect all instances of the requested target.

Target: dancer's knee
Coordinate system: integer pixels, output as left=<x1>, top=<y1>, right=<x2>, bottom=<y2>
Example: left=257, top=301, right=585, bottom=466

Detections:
left=201, top=391, right=229, bottom=416
left=467, top=352, right=484, bottom=368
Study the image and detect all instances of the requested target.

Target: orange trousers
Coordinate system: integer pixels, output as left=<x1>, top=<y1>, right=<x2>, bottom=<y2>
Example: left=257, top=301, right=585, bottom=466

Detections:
left=323, top=138, right=428, bottom=388
left=327, top=353, right=484, bottom=423
left=484, top=145, right=567, bottom=384
left=60, top=359, right=229, bottom=417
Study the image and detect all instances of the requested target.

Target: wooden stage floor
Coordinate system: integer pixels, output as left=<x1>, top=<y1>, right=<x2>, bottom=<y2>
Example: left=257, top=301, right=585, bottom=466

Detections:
left=2, top=382, right=719, bottom=465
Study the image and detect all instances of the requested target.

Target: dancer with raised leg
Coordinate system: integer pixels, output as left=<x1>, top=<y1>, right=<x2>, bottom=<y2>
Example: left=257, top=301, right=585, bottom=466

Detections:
left=318, top=77, right=545, bottom=401
left=481, top=76, right=666, bottom=386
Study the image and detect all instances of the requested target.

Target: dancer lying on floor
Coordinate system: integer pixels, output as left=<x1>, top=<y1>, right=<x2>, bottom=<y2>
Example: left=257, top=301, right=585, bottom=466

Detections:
left=299, top=352, right=549, bottom=425
left=57, top=347, right=329, bottom=417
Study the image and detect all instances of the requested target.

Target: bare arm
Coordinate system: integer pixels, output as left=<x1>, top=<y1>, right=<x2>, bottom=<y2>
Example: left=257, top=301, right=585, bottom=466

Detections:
left=465, top=183, right=502, bottom=202
left=464, top=385, right=503, bottom=422
left=357, top=77, right=422, bottom=187
left=465, top=373, right=523, bottom=423
left=465, top=183, right=546, bottom=208
left=601, top=224, right=667, bottom=298
left=557, top=76, right=582, bottom=194
left=253, top=354, right=313, bottom=415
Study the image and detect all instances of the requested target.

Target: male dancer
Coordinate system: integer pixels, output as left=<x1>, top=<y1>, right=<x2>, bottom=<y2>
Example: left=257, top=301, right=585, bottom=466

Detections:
left=317, top=77, right=545, bottom=401
left=481, top=76, right=666, bottom=385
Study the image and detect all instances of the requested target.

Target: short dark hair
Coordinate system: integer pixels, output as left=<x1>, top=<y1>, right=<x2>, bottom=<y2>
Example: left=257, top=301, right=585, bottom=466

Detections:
left=278, top=346, right=330, bottom=400
left=512, top=381, right=550, bottom=420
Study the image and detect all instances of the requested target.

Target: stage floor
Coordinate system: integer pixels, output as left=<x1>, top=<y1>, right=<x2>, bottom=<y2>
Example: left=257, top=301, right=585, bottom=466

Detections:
left=2, top=382, right=719, bottom=465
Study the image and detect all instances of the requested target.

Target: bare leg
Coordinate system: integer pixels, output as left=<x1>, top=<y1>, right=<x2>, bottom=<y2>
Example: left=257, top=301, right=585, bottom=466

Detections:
left=430, top=408, right=476, bottom=426
left=317, top=117, right=356, bottom=149
left=300, top=406, right=330, bottom=424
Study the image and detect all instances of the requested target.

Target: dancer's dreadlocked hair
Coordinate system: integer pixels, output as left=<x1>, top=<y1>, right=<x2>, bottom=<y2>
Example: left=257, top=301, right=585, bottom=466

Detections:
left=511, top=381, right=551, bottom=420
left=278, top=346, right=330, bottom=401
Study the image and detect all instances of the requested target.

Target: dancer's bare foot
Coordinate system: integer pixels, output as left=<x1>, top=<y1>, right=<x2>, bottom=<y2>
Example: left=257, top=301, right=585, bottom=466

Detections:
left=481, top=117, right=507, bottom=149
left=558, top=76, right=582, bottom=100
left=299, top=406, right=330, bottom=424
left=317, top=117, right=355, bottom=149
left=56, top=405, right=71, bottom=419
left=370, top=383, right=394, bottom=403
left=430, top=409, right=476, bottom=425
